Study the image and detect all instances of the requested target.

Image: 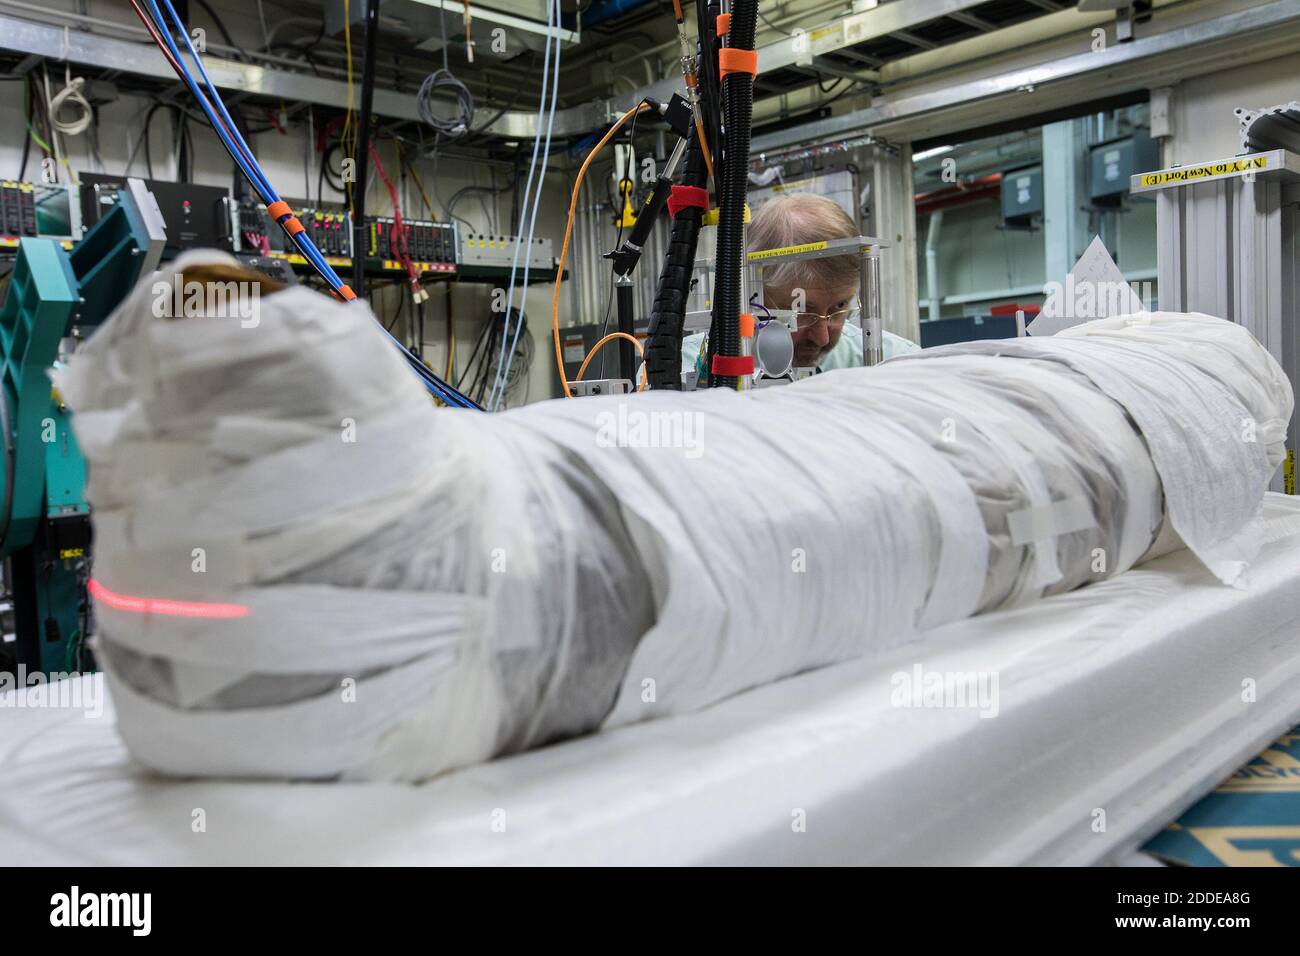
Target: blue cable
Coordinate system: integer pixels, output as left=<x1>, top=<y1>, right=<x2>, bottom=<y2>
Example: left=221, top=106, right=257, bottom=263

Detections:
left=143, top=0, right=480, bottom=410
left=483, top=6, right=552, bottom=411
left=485, top=0, right=556, bottom=411
left=492, top=0, right=563, bottom=410
left=283, top=232, right=476, bottom=406
left=156, top=1, right=276, bottom=191
left=147, top=2, right=272, bottom=195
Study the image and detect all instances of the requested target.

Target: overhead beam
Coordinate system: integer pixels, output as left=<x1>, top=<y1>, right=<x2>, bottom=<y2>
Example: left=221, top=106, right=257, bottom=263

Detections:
left=890, top=30, right=940, bottom=51
left=804, top=60, right=879, bottom=83
left=752, top=0, right=1300, bottom=152
left=948, top=11, right=996, bottom=32
left=830, top=49, right=886, bottom=69
left=0, top=0, right=1094, bottom=142
left=0, top=11, right=606, bottom=139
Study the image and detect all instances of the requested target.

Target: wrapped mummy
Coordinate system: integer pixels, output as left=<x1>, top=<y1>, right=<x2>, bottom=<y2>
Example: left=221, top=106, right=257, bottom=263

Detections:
left=58, top=252, right=1294, bottom=781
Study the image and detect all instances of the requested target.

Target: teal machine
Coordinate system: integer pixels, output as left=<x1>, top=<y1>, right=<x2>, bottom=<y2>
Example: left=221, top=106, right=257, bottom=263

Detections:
left=0, top=178, right=165, bottom=675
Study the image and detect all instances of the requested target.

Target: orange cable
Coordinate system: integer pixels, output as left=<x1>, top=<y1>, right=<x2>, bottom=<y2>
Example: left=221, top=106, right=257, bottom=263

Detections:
left=694, top=114, right=715, bottom=184
left=575, top=332, right=647, bottom=391
left=552, top=103, right=652, bottom=398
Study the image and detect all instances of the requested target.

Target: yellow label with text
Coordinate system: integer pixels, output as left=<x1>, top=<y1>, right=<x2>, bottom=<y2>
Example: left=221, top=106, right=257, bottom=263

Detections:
left=1139, top=155, right=1269, bottom=187
left=748, top=241, right=828, bottom=261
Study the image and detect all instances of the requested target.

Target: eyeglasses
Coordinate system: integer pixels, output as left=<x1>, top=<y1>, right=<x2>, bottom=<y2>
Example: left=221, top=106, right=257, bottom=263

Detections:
left=794, top=309, right=851, bottom=331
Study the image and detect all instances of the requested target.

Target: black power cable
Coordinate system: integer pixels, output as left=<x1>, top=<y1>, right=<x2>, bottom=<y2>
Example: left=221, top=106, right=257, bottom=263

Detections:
left=318, top=140, right=347, bottom=206
left=143, top=102, right=165, bottom=179
left=384, top=281, right=407, bottom=332
left=697, top=0, right=723, bottom=173
left=709, top=0, right=758, bottom=390
left=192, top=0, right=249, bottom=61
left=350, top=0, right=382, bottom=294
left=455, top=316, right=494, bottom=392
left=18, top=79, right=34, bottom=181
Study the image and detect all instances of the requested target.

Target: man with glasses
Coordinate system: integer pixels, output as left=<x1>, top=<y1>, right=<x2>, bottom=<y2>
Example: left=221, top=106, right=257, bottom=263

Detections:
left=682, top=192, right=919, bottom=384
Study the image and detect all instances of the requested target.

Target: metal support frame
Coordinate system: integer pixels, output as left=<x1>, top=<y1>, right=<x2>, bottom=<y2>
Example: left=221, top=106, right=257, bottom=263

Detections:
left=0, top=12, right=601, bottom=139
left=615, top=273, right=635, bottom=382
left=1042, top=118, right=1093, bottom=285
left=0, top=0, right=1124, bottom=144
left=1134, top=150, right=1300, bottom=493
left=860, top=253, right=884, bottom=367
left=747, top=235, right=888, bottom=369
left=868, top=142, right=921, bottom=346
left=4, top=0, right=1300, bottom=149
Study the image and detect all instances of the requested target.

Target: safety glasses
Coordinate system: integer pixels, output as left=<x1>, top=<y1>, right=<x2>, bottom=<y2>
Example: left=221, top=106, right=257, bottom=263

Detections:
left=794, top=308, right=851, bottom=331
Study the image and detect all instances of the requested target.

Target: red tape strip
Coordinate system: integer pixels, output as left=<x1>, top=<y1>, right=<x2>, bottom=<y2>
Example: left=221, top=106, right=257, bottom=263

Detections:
left=668, top=185, right=710, bottom=218
left=711, top=354, right=754, bottom=376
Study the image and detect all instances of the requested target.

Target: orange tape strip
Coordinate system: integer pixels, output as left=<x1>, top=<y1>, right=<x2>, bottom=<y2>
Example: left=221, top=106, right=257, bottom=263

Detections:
left=716, top=13, right=730, bottom=35
left=266, top=200, right=292, bottom=221
left=281, top=216, right=305, bottom=236
left=739, top=313, right=755, bottom=337
left=336, top=284, right=357, bottom=301
left=718, top=48, right=757, bottom=79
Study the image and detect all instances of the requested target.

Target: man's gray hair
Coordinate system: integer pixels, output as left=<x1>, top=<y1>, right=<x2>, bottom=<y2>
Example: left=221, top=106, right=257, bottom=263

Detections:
left=747, top=193, right=860, bottom=291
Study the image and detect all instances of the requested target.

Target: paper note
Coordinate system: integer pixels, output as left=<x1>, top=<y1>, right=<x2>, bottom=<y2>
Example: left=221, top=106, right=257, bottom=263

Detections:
left=1030, top=235, right=1145, bottom=336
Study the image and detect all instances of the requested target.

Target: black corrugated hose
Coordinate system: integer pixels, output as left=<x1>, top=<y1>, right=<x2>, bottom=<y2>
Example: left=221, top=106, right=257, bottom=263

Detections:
left=644, top=126, right=708, bottom=390
left=707, top=0, right=757, bottom=390
left=697, top=1, right=724, bottom=165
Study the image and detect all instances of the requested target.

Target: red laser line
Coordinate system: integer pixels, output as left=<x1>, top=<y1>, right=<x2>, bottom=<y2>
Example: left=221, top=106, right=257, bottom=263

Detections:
left=89, top=578, right=251, bottom=619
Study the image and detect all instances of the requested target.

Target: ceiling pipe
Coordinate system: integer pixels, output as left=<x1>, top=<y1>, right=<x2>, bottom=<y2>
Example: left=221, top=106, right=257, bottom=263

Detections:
left=924, top=210, right=944, bottom=323
left=914, top=173, right=1002, bottom=215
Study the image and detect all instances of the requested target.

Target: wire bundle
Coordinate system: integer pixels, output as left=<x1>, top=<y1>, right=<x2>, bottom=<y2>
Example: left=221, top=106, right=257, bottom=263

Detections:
left=417, top=5, right=474, bottom=140
left=36, top=65, right=85, bottom=184
left=486, top=0, right=563, bottom=412
left=456, top=308, right=533, bottom=408
left=549, top=102, right=650, bottom=398
left=18, top=75, right=53, bottom=183
left=369, top=142, right=424, bottom=301
left=47, top=67, right=93, bottom=137
left=417, top=69, right=474, bottom=139
left=243, top=230, right=271, bottom=255
left=127, top=0, right=480, bottom=409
